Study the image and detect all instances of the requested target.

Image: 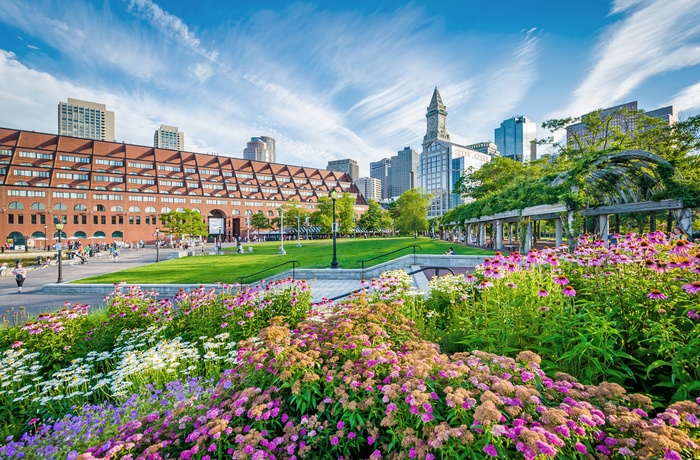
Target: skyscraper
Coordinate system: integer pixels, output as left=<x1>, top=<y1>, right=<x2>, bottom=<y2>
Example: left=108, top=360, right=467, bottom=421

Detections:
left=566, top=101, right=678, bottom=147
left=354, top=177, right=382, bottom=201
left=154, top=125, right=185, bottom=150
left=58, top=98, right=115, bottom=142
left=244, top=136, right=276, bottom=163
left=326, top=158, right=359, bottom=180
left=388, top=147, right=418, bottom=199
left=418, top=88, right=492, bottom=218
left=370, top=157, right=391, bottom=199
left=494, top=116, right=537, bottom=163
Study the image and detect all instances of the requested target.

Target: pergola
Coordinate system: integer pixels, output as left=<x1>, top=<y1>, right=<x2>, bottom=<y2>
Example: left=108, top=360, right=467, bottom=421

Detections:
left=441, top=150, right=695, bottom=251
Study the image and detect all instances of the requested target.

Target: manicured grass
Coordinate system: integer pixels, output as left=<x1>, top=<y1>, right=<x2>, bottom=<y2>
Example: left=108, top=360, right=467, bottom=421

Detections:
left=73, top=237, right=493, bottom=284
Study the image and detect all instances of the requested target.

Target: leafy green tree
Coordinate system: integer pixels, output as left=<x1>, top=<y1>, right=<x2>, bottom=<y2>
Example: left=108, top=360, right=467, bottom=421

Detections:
left=394, top=189, right=431, bottom=237
left=251, top=212, right=270, bottom=234
left=310, top=193, right=357, bottom=235
left=359, top=199, right=392, bottom=232
left=159, top=209, right=208, bottom=240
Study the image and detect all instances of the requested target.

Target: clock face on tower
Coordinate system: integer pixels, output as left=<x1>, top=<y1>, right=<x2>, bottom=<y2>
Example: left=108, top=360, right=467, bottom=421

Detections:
left=429, top=117, right=436, bottom=126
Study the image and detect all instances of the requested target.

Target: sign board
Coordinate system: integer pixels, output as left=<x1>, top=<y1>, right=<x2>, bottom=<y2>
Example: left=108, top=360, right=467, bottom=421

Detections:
left=14, top=245, right=25, bottom=251
left=208, top=218, right=225, bottom=235
left=56, top=242, right=62, bottom=251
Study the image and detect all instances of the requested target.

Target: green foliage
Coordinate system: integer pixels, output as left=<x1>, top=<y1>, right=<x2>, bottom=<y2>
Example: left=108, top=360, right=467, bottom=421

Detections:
left=250, top=212, right=270, bottom=232
left=159, top=208, right=208, bottom=239
left=394, top=189, right=431, bottom=236
left=358, top=199, right=392, bottom=232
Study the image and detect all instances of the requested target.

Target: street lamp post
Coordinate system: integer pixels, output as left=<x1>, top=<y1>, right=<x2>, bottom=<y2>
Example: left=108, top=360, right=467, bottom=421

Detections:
left=155, top=227, right=160, bottom=262
left=55, top=220, right=65, bottom=283
left=44, top=224, right=48, bottom=251
left=296, top=215, right=302, bottom=248
left=330, top=190, right=339, bottom=269
left=278, top=209, right=286, bottom=254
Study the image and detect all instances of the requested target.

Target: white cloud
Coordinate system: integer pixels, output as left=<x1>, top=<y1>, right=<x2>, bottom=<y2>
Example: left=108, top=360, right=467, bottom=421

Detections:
left=671, top=81, right=700, bottom=112
left=562, top=0, right=700, bottom=117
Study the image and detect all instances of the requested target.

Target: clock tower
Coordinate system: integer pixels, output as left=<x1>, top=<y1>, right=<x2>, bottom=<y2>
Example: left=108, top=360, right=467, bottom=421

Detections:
left=422, top=87, right=450, bottom=148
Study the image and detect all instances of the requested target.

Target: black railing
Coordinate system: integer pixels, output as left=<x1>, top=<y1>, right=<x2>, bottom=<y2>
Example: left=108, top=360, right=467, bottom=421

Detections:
left=328, top=265, right=454, bottom=301
left=236, top=260, right=300, bottom=287
left=356, top=245, right=422, bottom=271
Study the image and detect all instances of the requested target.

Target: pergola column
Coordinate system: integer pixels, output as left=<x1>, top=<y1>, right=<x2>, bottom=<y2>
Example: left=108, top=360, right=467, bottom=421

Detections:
left=599, top=214, right=609, bottom=243
left=555, top=218, right=563, bottom=246
left=524, top=220, right=533, bottom=252
left=467, top=224, right=472, bottom=244
left=495, top=220, right=503, bottom=250
left=478, top=223, right=485, bottom=246
left=457, top=225, right=463, bottom=244
left=508, top=223, right=513, bottom=244
left=675, top=208, right=693, bottom=236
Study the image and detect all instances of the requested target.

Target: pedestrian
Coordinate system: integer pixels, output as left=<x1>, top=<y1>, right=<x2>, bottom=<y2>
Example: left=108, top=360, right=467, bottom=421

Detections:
left=13, top=262, right=27, bottom=293
left=113, top=248, right=119, bottom=262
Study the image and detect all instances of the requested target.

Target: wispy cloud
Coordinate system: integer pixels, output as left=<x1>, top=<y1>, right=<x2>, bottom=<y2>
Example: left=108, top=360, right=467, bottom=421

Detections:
left=671, top=81, right=700, bottom=113
left=563, top=0, right=700, bottom=117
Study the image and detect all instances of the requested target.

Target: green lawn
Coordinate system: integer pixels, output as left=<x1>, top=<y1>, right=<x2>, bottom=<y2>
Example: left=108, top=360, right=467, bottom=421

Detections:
left=73, top=237, right=493, bottom=284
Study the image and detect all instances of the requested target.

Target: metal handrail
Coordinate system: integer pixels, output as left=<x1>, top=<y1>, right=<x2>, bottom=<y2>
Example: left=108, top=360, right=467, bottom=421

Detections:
left=355, top=245, right=422, bottom=271
left=236, top=260, right=300, bottom=287
left=327, top=265, right=455, bottom=301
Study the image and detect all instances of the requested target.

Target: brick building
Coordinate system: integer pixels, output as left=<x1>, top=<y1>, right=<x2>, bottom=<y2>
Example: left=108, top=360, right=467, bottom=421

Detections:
left=0, top=128, right=366, bottom=246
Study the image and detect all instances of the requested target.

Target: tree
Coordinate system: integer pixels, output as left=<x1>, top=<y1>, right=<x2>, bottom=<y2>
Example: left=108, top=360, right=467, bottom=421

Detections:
left=359, top=199, right=392, bottom=233
left=310, top=193, right=357, bottom=235
left=159, top=209, right=208, bottom=240
left=455, top=156, right=528, bottom=200
left=251, top=212, right=270, bottom=234
left=394, top=189, right=431, bottom=237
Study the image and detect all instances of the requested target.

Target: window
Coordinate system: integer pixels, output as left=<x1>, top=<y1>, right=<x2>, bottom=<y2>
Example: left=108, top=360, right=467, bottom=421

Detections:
left=158, top=165, right=181, bottom=172
left=95, top=158, right=123, bottom=166
left=53, top=192, right=86, bottom=199
left=94, top=176, right=124, bottom=183
left=128, top=161, right=154, bottom=169
left=128, top=178, right=154, bottom=185
left=14, top=169, right=50, bottom=177
left=18, top=215, right=23, bottom=224
left=9, top=201, right=23, bottom=210
left=56, top=172, right=89, bottom=180
left=159, top=180, right=183, bottom=187
left=59, top=155, right=90, bottom=163
left=73, top=204, right=87, bottom=211
left=8, top=214, right=14, bottom=224
left=111, top=206, right=124, bottom=212
left=101, top=216, right=106, bottom=225
left=19, top=151, right=53, bottom=160
left=31, top=214, right=37, bottom=225
left=53, top=203, right=67, bottom=211
left=93, top=215, right=98, bottom=225
left=136, top=216, right=141, bottom=225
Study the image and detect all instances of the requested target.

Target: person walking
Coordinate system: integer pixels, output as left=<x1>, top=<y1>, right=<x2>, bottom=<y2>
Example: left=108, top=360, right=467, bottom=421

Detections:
left=13, top=262, right=27, bottom=293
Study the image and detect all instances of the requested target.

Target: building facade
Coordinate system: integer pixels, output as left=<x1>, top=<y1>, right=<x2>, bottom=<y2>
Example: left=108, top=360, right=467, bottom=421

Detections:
left=465, top=142, right=500, bottom=157
left=154, top=125, right=185, bottom=150
left=0, top=128, right=366, bottom=246
left=243, top=136, right=276, bottom=163
left=326, top=158, right=359, bottom=180
left=354, top=177, right=382, bottom=201
left=58, top=98, right=115, bottom=142
left=369, top=157, right=391, bottom=199
left=494, top=115, right=537, bottom=163
left=566, top=101, right=678, bottom=147
left=388, top=147, right=418, bottom=199
left=418, top=88, right=492, bottom=218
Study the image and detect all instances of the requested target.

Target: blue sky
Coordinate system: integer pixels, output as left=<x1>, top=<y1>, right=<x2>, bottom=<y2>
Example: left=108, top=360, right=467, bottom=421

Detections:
left=1, top=0, right=699, bottom=176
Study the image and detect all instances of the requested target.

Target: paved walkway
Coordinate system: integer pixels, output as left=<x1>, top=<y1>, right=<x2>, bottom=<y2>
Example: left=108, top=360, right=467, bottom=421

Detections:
left=0, top=246, right=370, bottom=320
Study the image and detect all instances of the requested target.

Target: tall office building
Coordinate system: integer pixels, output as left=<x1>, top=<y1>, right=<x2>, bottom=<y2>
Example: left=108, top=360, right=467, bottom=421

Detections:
left=154, top=125, right=184, bottom=150
left=388, top=147, right=418, bottom=199
left=58, top=98, right=115, bottom=142
left=326, top=158, right=359, bottom=180
left=566, top=101, right=678, bottom=147
left=494, top=116, right=537, bottom=163
left=354, top=177, right=382, bottom=201
left=418, top=88, right=492, bottom=218
left=243, top=136, right=276, bottom=163
left=465, top=142, right=500, bottom=157
left=370, top=157, right=391, bottom=199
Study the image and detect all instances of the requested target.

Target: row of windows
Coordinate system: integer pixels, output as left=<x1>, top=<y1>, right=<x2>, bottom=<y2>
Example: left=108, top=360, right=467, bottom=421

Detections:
left=19, top=151, right=53, bottom=160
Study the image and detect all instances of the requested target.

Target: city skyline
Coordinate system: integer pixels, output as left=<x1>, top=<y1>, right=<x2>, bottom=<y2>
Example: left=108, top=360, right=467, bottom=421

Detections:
left=1, top=0, right=699, bottom=176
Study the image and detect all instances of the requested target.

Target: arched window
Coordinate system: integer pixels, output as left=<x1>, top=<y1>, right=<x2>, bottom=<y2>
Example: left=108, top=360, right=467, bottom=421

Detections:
left=94, top=204, right=106, bottom=212
left=161, top=207, right=171, bottom=213
left=268, top=211, right=274, bottom=216
left=53, top=203, right=67, bottom=211
left=9, top=202, right=24, bottom=210
left=192, top=208, right=201, bottom=214
left=128, top=206, right=141, bottom=213
left=73, top=204, right=87, bottom=211
left=176, top=207, right=185, bottom=212
left=111, top=205, right=123, bottom=212
left=232, top=209, right=241, bottom=215
left=31, top=202, right=46, bottom=210
left=145, top=206, right=157, bottom=213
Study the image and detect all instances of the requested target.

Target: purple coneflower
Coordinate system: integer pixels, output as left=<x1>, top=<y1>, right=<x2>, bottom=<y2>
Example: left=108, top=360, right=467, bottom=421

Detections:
left=506, top=282, right=518, bottom=289
left=538, top=288, right=549, bottom=298
left=477, top=281, right=494, bottom=290
left=647, top=289, right=667, bottom=300
left=681, top=281, right=700, bottom=295
left=465, top=274, right=478, bottom=284
left=554, top=275, right=569, bottom=285
left=562, top=285, right=577, bottom=297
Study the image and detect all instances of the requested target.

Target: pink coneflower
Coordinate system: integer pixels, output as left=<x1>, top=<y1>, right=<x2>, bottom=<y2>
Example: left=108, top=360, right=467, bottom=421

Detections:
left=485, top=268, right=504, bottom=279
left=682, top=281, right=700, bottom=295
left=465, top=274, right=478, bottom=284
left=506, top=282, right=518, bottom=289
left=554, top=275, right=569, bottom=285
left=688, top=310, right=700, bottom=320
left=647, top=289, right=667, bottom=300
left=538, top=289, right=549, bottom=298
left=10, top=341, right=23, bottom=349
left=477, top=281, right=494, bottom=290
left=506, top=263, right=519, bottom=273
left=670, top=239, right=691, bottom=255
left=563, top=285, right=577, bottom=297
left=654, top=261, right=668, bottom=273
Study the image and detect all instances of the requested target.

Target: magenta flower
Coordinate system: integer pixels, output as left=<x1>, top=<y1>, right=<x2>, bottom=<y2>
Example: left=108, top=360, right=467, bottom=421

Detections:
left=682, top=281, right=700, bottom=295
left=336, top=421, right=345, bottom=429
left=521, top=371, right=535, bottom=382
left=367, top=436, right=375, bottom=445
left=688, top=310, right=700, bottom=320
left=664, top=450, right=682, bottom=460
left=647, top=289, right=667, bottom=300
left=506, top=282, right=518, bottom=289
left=562, top=285, right=576, bottom=297
left=477, top=281, right=494, bottom=290
left=554, top=275, right=569, bottom=285
left=538, top=289, right=549, bottom=297
left=348, top=432, right=356, bottom=439
left=10, top=341, right=23, bottom=349
left=465, top=274, right=478, bottom=284
left=331, top=436, right=339, bottom=446
left=483, top=444, right=498, bottom=457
